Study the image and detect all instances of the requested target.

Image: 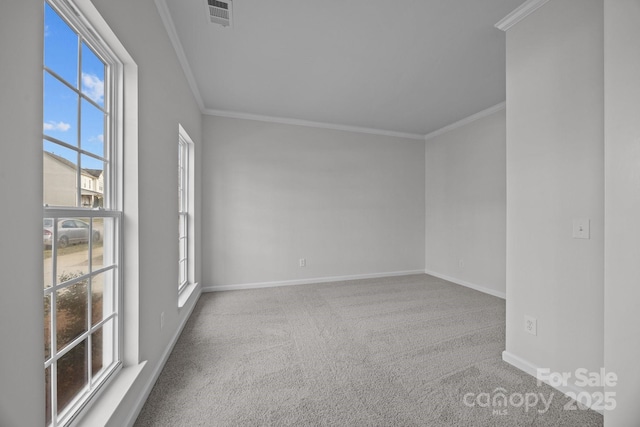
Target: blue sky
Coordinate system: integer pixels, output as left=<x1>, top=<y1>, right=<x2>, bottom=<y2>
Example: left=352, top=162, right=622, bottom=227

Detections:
left=44, top=3, right=105, bottom=171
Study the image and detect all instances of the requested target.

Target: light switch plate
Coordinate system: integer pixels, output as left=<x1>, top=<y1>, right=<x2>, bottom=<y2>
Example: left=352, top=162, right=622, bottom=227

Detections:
left=572, top=218, right=590, bottom=239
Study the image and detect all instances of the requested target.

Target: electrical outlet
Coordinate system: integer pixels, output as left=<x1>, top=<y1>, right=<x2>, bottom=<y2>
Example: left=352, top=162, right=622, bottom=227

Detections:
left=299, top=258, right=306, bottom=267
left=524, top=315, right=537, bottom=336
left=573, top=218, right=590, bottom=239
left=160, top=312, right=165, bottom=330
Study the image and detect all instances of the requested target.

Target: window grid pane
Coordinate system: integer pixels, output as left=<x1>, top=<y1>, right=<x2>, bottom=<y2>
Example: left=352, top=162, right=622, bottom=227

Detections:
left=43, top=212, right=120, bottom=425
left=56, top=339, right=88, bottom=414
left=178, top=212, right=188, bottom=289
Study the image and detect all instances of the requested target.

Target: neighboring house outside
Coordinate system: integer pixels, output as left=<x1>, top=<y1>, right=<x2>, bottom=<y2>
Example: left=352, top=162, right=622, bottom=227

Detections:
left=82, top=168, right=104, bottom=207
left=43, top=151, right=103, bottom=207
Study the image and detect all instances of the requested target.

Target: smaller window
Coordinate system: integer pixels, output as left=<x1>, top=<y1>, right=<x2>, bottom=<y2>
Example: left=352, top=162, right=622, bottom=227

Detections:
left=178, top=126, right=194, bottom=293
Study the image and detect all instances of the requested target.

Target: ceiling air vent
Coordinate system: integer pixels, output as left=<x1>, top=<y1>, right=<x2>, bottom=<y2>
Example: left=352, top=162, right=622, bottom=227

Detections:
left=208, top=0, right=232, bottom=27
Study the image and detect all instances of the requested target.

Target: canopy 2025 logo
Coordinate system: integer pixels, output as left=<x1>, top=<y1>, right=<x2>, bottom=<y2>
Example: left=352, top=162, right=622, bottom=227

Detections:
left=537, top=368, right=617, bottom=411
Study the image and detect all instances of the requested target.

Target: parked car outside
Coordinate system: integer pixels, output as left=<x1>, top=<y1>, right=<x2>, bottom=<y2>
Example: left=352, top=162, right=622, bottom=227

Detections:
left=43, top=218, right=101, bottom=248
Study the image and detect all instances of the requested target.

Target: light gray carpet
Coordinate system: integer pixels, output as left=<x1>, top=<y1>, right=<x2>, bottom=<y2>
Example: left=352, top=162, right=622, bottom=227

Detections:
left=134, top=274, right=603, bottom=426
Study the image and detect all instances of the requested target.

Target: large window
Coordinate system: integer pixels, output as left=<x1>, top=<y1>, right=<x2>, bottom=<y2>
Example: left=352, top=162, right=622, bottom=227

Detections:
left=43, top=1, right=122, bottom=425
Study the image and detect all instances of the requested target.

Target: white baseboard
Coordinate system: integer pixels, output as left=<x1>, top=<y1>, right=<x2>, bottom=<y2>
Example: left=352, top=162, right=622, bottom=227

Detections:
left=424, top=270, right=506, bottom=299
left=502, top=351, right=605, bottom=415
left=123, top=284, right=203, bottom=426
left=201, top=270, right=425, bottom=292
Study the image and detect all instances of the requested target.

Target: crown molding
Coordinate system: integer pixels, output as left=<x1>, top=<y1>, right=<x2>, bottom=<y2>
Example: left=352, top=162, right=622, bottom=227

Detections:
left=495, top=0, right=550, bottom=31
left=154, top=0, right=503, bottom=141
left=154, top=0, right=205, bottom=110
left=424, top=102, right=506, bottom=141
left=204, top=109, right=426, bottom=140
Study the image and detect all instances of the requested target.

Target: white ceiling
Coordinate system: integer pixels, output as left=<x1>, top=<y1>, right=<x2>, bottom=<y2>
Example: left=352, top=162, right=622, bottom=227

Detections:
left=160, top=0, right=525, bottom=137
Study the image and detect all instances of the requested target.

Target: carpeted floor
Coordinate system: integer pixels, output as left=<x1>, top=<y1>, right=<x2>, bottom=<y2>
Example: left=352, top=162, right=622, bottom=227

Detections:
left=134, top=274, right=603, bottom=426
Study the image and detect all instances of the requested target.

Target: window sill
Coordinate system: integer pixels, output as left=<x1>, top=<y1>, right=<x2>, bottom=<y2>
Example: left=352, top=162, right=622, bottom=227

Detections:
left=72, top=361, right=146, bottom=427
left=178, top=281, right=200, bottom=309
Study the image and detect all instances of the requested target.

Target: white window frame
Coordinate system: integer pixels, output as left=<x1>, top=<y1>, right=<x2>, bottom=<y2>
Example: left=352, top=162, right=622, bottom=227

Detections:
left=178, top=125, right=195, bottom=294
left=43, top=1, right=124, bottom=425
left=178, top=135, right=188, bottom=291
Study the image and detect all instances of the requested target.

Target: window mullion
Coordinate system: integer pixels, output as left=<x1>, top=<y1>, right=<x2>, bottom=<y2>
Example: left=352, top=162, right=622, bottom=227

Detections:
left=76, top=32, right=83, bottom=209
left=52, top=359, right=58, bottom=425
left=44, top=134, right=107, bottom=163
left=87, top=219, right=93, bottom=386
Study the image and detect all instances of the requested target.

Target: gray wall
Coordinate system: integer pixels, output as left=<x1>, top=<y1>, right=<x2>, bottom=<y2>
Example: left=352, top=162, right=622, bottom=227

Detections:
left=505, top=0, right=604, bottom=388
left=202, top=116, right=425, bottom=287
left=92, top=0, right=202, bottom=368
left=604, top=0, right=640, bottom=424
left=0, top=0, right=203, bottom=425
left=92, top=0, right=203, bottom=424
left=0, top=1, right=45, bottom=425
left=425, top=109, right=506, bottom=296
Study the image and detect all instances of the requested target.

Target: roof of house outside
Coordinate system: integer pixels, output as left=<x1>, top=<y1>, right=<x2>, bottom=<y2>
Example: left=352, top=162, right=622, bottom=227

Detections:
left=84, top=169, right=103, bottom=178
